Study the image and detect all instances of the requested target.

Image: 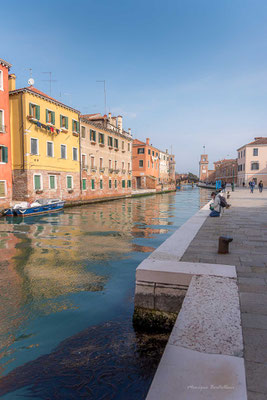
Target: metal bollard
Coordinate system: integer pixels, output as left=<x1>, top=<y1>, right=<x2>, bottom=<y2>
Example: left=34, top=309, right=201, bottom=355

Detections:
left=218, top=236, right=233, bottom=254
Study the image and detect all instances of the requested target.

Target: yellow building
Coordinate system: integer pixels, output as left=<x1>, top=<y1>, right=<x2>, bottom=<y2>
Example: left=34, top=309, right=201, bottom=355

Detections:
left=9, top=78, right=81, bottom=201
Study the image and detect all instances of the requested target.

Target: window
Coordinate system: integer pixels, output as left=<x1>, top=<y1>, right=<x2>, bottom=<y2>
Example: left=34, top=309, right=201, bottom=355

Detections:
left=81, top=126, right=86, bottom=138
left=156, top=153, right=158, bottom=157
left=82, top=154, right=86, bottom=169
left=0, top=181, right=6, bottom=197
left=0, top=110, right=5, bottom=132
left=139, top=160, right=143, bottom=167
left=90, top=129, right=96, bottom=142
left=108, top=136, right=113, bottom=147
left=49, top=175, right=56, bottom=189
left=128, top=143, right=131, bottom=151
left=138, top=148, right=144, bottom=154
left=46, top=109, right=55, bottom=125
left=148, top=161, right=150, bottom=168
left=122, top=161, right=125, bottom=170
left=122, top=141, right=125, bottom=150
left=91, top=179, right=95, bottom=190
left=100, top=179, right=103, bottom=189
left=67, top=176, right=73, bottom=189
left=114, top=138, right=118, bottom=149
left=152, top=151, right=154, bottom=156
left=109, top=180, right=112, bottom=189
left=99, top=132, right=104, bottom=144
left=122, top=180, right=126, bottom=188
left=251, top=162, right=259, bottom=170
left=148, top=149, right=151, bottom=155
left=60, top=115, right=69, bottom=129
left=73, top=147, right=78, bottom=161
left=47, top=141, right=54, bottom=157
left=30, top=138, right=38, bottom=155
left=72, top=119, right=80, bottom=133
left=29, top=103, right=40, bottom=120
left=109, top=160, right=112, bottom=169
left=127, top=180, right=131, bottom=188
left=128, top=163, right=130, bottom=170
left=34, top=174, right=42, bottom=190
left=115, top=179, right=117, bottom=188
left=0, top=70, right=3, bottom=90
left=91, top=156, right=95, bottom=168
left=0, top=146, right=8, bottom=163
left=82, top=179, right=86, bottom=190
left=100, top=158, right=103, bottom=169
left=61, top=144, right=67, bottom=159
left=253, top=148, right=258, bottom=156
left=115, top=161, right=117, bottom=170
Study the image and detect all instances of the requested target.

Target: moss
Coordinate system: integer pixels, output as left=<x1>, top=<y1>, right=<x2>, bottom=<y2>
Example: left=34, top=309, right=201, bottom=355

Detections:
left=133, top=307, right=178, bottom=333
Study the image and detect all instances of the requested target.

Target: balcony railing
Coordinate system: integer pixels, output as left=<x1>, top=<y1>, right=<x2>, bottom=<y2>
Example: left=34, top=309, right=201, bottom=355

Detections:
left=90, top=166, right=97, bottom=172
left=82, top=165, right=88, bottom=171
left=0, top=125, right=6, bottom=133
left=99, top=167, right=105, bottom=173
left=122, top=169, right=126, bottom=174
left=109, top=168, right=114, bottom=173
left=114, top=169, right=120, bottom=174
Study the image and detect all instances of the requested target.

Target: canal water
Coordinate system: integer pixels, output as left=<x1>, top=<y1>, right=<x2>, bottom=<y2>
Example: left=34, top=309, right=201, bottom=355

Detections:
left=0, top=187, right=211, bottom=399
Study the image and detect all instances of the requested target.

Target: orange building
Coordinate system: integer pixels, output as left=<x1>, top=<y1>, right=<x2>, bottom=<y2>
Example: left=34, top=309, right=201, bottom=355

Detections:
left=132, top=138, right=160, bottom=189
left=0, top=58, right=12, bottom=208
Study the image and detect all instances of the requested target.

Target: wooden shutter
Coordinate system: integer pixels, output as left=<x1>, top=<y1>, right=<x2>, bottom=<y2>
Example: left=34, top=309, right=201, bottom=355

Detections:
left=60, top=115, right=62, bottom=127
left=29, top=103, right=33, bottom=116
left=34, top=175, right=41, bottom=190
left=36, top=105, right=40, bottom=120
left=83, top=179, right=86, bottom=190
left=0, top=181, right=5, bottom=197
left=77, top=121, right=80, bottom=133
left=2, top=146, right=8, bottom=163
left=65, top=117, right=68, bottom=129
left=72, top=120, right=74, bottom=131
left=51, top=111, right=55, bottom=125
left=46, top=110, right=49, bottom=123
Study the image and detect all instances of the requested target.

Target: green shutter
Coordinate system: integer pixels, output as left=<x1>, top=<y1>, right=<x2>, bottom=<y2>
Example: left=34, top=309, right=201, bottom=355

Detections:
left=51, top=111, right=55, bottom=125
left=60, top=115, right=62, bottom=127
left=34, top=175, right=41, bottom=190
left=65, top=117, right=68, bottom=129
left=72, top=120, right=74, bottom=131
left=100, top=180, right=103, bottom=189
left=67, top=176, right=72, bottom=189
left=91, top=179, right=95, bottom=190
left=122, top=180, right=125, bottom=188
left=109, top=180, right=112, bottom=189
left=50, top=176, right=55, bottom=189
left=46, top=109, right=49, bottom=123
left=82, top=179, right=86, bottom=190
left=77, top=121, right=80, bottom=133
left=2, top=146, right=8, bottom=163
left=36, top=105, right=40, bottom=120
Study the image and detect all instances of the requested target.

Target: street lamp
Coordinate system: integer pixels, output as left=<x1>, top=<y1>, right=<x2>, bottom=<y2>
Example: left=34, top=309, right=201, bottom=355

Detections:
left=232, top=164, right=235, bottom=191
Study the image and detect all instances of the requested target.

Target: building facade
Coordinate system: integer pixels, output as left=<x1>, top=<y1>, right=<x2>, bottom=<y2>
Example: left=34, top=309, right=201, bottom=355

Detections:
left=132, top=138, right=160, bottom=189
left=199, top=154, right=210, bottom=181
left=9, top=81, right=80, bottom=201
left=237, top=137, right=267, bottom=186
left=80, top=113, right=132, bottom=199
left=213, top=159, right=238, bottom=184
left=159, top=150, right=170, bottom=184
left=0, top=58, right=12, bottom=208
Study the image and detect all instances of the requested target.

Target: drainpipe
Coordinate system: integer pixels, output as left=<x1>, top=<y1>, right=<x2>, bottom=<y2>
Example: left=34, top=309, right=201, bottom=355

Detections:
left=20, top=93, right=25, bottom=171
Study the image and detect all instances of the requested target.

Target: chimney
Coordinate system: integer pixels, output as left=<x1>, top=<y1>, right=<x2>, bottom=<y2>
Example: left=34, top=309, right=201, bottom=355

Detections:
left=166, top=149, right=168, bottom=154
left=128, top=128, right=131, bottom=136
left=117, top=115, right=123, bottom=133
left=108, top=112, right=112, bottom=123
left=9, top=74, right=16, bottom=91
left=146, top=138, right=150, bottom=145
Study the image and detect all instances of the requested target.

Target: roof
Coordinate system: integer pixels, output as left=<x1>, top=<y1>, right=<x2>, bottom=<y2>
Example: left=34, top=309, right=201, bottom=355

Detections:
left=9, top=86, right=80, bottom=114
left=0, top=58, right=12, bottom=69
left=133, top=139, right=145, bottom=146
left=237, top=137, right=267, bottom=150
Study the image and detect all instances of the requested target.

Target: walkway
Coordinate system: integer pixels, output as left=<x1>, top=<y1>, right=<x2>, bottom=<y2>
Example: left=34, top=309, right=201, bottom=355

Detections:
left=181, top=188, right=267, bottom=400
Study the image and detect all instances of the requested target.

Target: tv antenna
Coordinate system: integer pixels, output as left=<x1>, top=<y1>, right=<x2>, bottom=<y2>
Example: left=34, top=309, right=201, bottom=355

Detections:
left=96, top=80, right=106, bottom=115
left=42, top=72, right=57, bottom=95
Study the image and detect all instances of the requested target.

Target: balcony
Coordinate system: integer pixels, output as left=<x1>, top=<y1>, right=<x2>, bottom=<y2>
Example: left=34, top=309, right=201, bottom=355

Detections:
left=99, top=167, right=105, bottom=173
left=99, top=142, right=105, bottom=147
left=114, top=147, right=119, bottom=152
left=72, top=131, right=79, bottom=137
left=0, top=125, right=6, bottom=133
left=122, top=169, right=126, bottom=174
left=90, top=140, right=96, bottom=145
left=128, top=171, right=132, bottom=175
left=90, top=166, right=97, bottom=172
left=109, top=168, right=114, bottom=173
left=82, top=165, right=88, bottom=171
left=114, top=169, right=120, bottom=174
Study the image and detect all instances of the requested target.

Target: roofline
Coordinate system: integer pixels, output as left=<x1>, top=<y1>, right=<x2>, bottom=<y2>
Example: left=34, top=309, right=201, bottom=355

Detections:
left=237, top=142, right=267, bottom=151
left=9, top=87, right=80, bottom=114
left=0, top=58, right=12, bottom=69
left=80, top=117, right=133, bottom=141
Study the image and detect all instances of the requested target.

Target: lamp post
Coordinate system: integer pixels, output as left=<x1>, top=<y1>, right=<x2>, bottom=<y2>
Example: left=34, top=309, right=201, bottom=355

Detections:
left=232, top=164, right=235, bottom=191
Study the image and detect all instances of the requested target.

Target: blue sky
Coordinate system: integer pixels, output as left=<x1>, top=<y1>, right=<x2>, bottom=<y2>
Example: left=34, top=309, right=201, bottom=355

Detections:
left=2, top=0, right=267, bottom=174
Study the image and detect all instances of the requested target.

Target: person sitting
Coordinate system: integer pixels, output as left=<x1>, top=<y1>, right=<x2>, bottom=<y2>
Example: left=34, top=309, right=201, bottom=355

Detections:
left=209, top=191, right=221, bottom=217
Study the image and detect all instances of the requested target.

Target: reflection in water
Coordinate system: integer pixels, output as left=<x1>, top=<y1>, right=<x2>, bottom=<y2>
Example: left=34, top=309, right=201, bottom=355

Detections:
left=0, top=188, right=211, bottom=399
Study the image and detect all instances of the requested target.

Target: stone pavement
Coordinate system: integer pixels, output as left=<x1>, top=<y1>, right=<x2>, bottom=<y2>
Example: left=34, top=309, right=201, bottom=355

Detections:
left=181, top=188, right=267, bottom=400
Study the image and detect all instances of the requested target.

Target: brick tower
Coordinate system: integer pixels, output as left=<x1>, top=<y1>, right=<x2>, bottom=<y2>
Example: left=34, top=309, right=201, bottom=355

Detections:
left=199, top=154, right=209, bottom=181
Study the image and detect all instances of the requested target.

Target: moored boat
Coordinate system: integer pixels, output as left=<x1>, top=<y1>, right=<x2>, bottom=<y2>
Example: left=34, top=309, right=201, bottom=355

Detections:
left=4, top=199, right=65, bottom=217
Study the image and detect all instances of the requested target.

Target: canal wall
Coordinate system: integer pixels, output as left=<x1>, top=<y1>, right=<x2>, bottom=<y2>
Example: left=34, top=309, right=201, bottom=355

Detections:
left=133, top=194, right=247, bottom=399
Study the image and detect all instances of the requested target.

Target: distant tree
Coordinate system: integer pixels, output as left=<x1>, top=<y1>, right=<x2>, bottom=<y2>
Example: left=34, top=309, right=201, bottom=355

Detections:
left=188, top=172, right=199, bottom=182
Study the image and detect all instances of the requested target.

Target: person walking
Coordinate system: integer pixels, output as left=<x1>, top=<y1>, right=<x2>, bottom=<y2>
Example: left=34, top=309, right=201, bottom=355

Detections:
left=258, top=180, right=263, bottom=193
left=249, top=181, right=255, bottom=193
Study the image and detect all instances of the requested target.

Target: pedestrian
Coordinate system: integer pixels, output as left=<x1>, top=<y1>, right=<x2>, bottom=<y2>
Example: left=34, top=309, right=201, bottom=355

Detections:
left=242, top=182, right=245, bottom=188
left=209, top=192, right=221, bottom=217
left=249, top=180, right=255, bottom=193
left=258, top=180, right=263, bottom=193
